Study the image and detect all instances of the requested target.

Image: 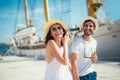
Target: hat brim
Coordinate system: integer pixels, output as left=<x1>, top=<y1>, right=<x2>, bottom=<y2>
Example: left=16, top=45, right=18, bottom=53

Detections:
left=43, top=20, right=68, bottom=36
left=80, top=16, right=98, bottom=31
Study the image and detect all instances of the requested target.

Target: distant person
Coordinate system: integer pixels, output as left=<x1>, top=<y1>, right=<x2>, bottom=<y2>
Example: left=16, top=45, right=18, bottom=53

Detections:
left=43, top=20, right=73, bottom=80
left=2, top=51, right=7, bottom=57
left=71, top=16, right=98, bottom=80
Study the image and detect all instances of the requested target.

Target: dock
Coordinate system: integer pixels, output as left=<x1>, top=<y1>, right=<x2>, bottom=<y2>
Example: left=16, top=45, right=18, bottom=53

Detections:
left=0, top=56, right=120, bottom=80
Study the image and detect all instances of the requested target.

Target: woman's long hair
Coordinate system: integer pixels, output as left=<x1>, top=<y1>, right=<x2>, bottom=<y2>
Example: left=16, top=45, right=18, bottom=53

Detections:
left=45, top=24, right=66, bottom=46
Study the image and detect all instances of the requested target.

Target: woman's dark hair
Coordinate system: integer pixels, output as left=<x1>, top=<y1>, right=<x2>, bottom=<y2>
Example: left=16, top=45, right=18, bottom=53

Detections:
left=45, top=24, right=66, bottom=46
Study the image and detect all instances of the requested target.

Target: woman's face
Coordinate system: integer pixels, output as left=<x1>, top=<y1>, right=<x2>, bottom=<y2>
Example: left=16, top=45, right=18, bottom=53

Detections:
left=50, top=24, right=64, bottom=39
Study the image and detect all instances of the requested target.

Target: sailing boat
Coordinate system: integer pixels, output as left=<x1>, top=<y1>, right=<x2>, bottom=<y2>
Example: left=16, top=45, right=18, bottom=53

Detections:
left=6, top=0, right=46, bottom=59
left=71, top=0, right=120, bottom=61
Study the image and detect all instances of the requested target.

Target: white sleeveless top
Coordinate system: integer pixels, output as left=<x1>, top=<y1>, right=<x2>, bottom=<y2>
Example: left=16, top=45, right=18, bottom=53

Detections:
left=45, top=47, right=73, bottom=80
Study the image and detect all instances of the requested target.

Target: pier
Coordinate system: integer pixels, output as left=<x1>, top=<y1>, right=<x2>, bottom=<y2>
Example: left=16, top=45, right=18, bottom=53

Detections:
left=0, top=56, right=120, bottom=80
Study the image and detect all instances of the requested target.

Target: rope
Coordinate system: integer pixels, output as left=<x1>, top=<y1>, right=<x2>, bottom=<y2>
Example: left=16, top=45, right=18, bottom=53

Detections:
left=101, top=0, right=111, bottom=21
left=14, top=0, right=21, bottom=33
left=28, top=0, right=36, bottom=19
left=61, top=0, right=71, bottom=26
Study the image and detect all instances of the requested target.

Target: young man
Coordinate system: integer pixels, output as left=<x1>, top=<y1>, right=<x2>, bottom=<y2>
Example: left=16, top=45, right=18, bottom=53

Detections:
left=71, top=16, right=98, bottom=80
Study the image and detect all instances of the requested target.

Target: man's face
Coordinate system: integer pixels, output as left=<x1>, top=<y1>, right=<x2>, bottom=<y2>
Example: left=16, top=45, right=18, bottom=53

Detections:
left=83, top=21, right=95, bottom=35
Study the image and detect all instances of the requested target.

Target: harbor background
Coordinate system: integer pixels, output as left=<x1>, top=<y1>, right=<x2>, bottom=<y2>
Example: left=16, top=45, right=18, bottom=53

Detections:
left=0, top=0, right=120, bottom=43
left=0, top=56, right=120, bottom=80
left=0, top=0, right=120, bottom=80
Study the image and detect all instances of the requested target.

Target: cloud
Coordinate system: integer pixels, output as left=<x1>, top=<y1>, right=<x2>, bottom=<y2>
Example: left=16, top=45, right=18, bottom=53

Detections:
left=17, top=13, right=24, bottom=18
left=0, top=14, right=9, bottom=18
left=33, top=7, right=57, bottom=15
left=33, top=8, right=44, bottom=14
left=0, top=12, right=25, bottom=19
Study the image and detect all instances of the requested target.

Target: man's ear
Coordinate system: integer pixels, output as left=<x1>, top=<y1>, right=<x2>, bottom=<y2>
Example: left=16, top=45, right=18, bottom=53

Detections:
left=93, top=27, right=96, bottom=31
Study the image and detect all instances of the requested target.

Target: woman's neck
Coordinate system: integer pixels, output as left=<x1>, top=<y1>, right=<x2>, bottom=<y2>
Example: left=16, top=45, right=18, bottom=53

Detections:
left=54, top=38, right=62, bottom=47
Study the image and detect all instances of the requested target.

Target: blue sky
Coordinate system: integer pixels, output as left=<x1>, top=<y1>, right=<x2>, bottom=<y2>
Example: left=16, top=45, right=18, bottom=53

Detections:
left=0, top=0, right=120, bottom=43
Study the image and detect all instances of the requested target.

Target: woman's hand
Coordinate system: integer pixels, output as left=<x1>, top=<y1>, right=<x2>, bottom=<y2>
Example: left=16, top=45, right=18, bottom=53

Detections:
left=62, top=32, right=70, bottom=45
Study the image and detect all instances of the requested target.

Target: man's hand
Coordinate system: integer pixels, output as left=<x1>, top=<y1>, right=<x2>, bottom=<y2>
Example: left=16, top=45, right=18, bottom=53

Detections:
left=91, top=52, right=98, bottom=63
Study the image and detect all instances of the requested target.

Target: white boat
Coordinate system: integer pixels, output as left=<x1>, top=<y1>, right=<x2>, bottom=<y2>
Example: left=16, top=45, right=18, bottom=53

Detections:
left=6, top=0, right=46, bottom=59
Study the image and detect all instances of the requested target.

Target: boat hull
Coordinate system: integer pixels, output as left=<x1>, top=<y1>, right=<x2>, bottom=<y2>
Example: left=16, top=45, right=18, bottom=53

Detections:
left=96, top=32, right=120, bottom=61
left=11, top=46, right=46, bottom=60
left=94, top=21, right=120, bottom=61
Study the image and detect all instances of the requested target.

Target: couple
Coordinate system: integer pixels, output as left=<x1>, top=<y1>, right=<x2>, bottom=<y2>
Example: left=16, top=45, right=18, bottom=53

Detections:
left=43, top=16, right=98, bottom=80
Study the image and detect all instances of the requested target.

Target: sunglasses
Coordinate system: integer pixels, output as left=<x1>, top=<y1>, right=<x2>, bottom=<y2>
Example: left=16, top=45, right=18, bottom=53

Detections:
left=51, top=26, right=62, bottom=32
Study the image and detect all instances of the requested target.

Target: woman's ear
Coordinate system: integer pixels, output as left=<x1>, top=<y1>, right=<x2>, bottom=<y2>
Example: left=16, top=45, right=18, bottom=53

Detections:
left=50, top=34, right=53, bottom=37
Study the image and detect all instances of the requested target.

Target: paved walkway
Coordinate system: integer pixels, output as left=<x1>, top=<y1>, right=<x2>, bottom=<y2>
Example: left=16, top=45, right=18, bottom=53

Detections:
left=0, top=56, right=120, bottom=80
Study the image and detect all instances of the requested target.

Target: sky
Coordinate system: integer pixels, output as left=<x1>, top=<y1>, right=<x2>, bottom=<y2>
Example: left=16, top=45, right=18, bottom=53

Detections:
left=0, top=0, right=120, bottom=43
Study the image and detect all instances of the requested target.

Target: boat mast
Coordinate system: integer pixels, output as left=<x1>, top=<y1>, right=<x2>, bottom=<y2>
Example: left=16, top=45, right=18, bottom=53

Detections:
left=87, top=0, right=103, bottom=19
left=24, top=0, right=30, bottom=27
left=44, top=0, right=50, bottom=21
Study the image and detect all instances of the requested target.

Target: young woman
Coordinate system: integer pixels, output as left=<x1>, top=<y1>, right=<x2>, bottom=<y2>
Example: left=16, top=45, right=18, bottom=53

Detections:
left=43, top=20, right=73, bottom=80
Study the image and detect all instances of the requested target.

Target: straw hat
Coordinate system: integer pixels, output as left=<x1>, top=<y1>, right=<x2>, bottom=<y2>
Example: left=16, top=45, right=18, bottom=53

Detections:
left=80, top=16, right=99, bottom=31
left=43, top=20, right=68, bottom=35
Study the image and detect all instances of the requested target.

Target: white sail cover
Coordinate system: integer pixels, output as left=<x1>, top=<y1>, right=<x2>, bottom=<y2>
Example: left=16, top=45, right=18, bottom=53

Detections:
left=14, top=27, right=36, bottom=39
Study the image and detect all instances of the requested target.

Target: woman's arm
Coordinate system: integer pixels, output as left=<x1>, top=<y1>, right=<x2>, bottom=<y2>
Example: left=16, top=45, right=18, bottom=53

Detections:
left=47, top=40, right=68, bottom=65
left=71, top=53, right=79, bottom=80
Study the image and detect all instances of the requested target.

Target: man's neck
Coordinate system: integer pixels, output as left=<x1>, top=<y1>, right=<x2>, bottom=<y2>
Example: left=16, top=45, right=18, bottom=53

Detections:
left=82, top=35, right=91, bottom=42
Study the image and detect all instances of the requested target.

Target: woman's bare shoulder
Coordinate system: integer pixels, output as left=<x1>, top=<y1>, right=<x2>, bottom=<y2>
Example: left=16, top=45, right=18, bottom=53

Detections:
left=47, top=40, right=55, bottom=47
left=46, top=40, right=59, bottom=54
